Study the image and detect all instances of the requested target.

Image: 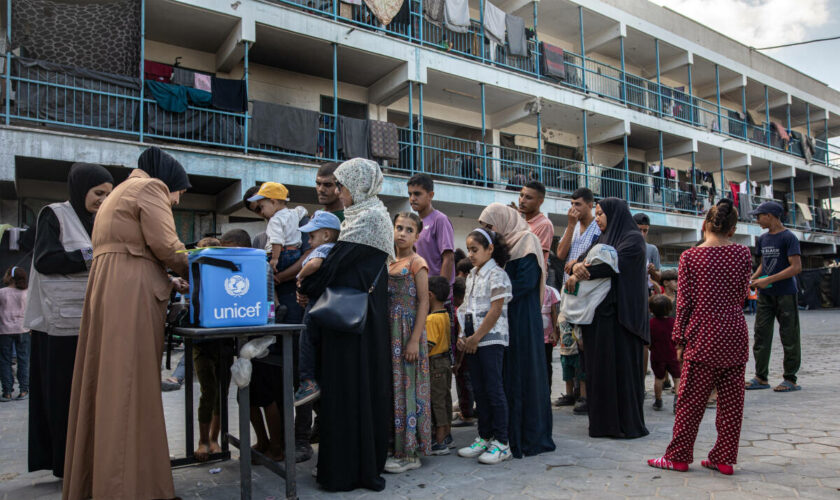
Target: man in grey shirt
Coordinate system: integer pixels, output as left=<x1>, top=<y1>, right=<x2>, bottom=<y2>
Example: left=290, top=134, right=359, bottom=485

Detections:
left=633, top=212, right=661, bottom=285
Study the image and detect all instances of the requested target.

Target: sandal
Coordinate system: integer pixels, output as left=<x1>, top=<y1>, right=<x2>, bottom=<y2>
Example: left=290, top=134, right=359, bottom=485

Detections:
left=0, top=393, right=11, bottom=402
left=647, top=457, right=688, bottom=472
left=15, top=391, right=28, bottom=400
left=701, top=459, right=734, bottom=475
left=745, top=377, right=770, bottom=390
left=773, top=380, right=801, bottom=392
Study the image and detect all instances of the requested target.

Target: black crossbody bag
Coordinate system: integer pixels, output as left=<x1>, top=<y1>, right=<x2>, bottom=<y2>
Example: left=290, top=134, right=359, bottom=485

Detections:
left=308, top=265, right=386, bottom=335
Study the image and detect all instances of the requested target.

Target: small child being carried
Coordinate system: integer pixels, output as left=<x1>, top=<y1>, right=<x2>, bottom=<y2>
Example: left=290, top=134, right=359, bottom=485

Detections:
left=247, top=182, right=308, bottom=273
left=292, top=210, right=341, bottom=406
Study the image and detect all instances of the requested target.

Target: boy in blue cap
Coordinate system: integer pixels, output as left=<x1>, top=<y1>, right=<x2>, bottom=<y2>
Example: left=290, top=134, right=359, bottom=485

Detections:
left=294, top=210, right=341, bottom=405
left=746, top=201, right=803, bottom=392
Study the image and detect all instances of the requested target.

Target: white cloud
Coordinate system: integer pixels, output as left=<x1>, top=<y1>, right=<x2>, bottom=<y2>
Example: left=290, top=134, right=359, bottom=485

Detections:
left=649, top=0, right=831, bottom=48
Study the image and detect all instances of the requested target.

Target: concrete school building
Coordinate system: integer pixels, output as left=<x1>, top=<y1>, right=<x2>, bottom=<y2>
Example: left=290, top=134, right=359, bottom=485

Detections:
left=1, top=0, right=839, bottom=266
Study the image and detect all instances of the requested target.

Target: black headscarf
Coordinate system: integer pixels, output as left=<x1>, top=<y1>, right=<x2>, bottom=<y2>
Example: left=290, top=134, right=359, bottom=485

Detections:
left=596, top=198, right=650, bottom=343
left=68, top=163, right=114, bottom=235
left=137, top=147, right=191, bottom=192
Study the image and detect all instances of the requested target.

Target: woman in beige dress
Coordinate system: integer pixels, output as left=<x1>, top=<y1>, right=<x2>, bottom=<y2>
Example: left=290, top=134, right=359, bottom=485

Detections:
left=63, top=147, right=191, bottom=500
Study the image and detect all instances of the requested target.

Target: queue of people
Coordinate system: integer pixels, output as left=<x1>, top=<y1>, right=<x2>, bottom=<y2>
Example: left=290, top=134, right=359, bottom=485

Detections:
left=0, top=152, right=807, bottom=499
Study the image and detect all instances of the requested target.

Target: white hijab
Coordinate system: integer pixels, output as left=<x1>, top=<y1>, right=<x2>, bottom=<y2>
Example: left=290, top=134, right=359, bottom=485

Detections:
left=334, top=158, right=395, bottom=260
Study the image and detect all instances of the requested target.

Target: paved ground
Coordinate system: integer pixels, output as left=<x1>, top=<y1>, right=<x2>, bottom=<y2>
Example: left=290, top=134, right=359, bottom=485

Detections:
left=1, top=309, right=839, bottom=499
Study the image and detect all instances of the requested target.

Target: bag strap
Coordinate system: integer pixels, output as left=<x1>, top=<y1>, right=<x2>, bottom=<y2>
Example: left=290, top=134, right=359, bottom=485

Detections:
left=367, top=264, right=386, bottom=294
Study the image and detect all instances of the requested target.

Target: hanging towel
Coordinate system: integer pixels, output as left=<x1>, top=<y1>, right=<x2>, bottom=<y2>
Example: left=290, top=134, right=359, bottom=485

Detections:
left=172, top=67, right=196, bottom=88
left=393, top=0, right=411, bottom=24
left=145, top=81, right=211, bottom=113
left=338, top=116, right=371, bottom=160
left=506, top=14, right=527, bottom=57
left=483, top=0, right=506, bottom=45
left=728, top=182, right=740, bottom=208
left=761, top=184, right=773, bottom=200
left=194, top=73, right=212, bottom=91
left=444, top=0, right=471, bottom=33
left=250, top=101, right=320, bottom=155
left=425, top=0, right=445, bottom=25
left=771, top=122, right=789, bottom=141
left=144, top=60, right=172, bottom=83
left=539, top=42, right=566, bottom=80
left=364, top=0, right=406, bottom=26
left=211, top=77, right=248, bottom=113
left=342, top=0, right=362, bottom=5
left=369, top=120, right=400, bottom=160
left=796, top=202, right=813, bottom=222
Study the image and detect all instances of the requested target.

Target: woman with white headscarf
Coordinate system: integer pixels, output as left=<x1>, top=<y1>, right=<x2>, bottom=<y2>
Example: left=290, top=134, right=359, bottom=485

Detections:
left=478, top=203, right=555, bottom=458
left=298, top=158, right=394, bottom=492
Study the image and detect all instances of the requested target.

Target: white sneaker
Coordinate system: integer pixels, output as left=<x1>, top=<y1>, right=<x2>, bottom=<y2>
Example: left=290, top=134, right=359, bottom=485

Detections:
left=457, top=437, right=488, bottom=458
left=478, top=440, right=512, bottom=464
left=384, top=456, right=421, bottom=473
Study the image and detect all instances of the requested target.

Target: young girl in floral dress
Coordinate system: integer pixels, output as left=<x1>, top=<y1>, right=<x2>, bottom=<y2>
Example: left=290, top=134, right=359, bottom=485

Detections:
left=384, top=212, right=432, bottom=474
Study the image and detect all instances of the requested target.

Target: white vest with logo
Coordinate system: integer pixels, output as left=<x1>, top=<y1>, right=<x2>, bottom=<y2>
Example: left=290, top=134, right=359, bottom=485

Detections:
left=23, top=201, right=91, bottom=336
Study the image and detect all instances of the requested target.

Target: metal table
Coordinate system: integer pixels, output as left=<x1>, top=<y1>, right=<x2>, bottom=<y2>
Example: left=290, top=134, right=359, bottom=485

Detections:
left=171, top=324, right=303, bottom=500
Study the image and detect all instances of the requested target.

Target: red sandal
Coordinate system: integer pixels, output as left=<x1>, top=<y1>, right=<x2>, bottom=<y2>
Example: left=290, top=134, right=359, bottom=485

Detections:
left=647, top=457, right=688, bottom=472
left=701, top=459, right=734, bottom=475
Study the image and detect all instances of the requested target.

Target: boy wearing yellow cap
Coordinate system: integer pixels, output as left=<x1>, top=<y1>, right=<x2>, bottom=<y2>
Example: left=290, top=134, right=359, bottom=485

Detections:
left=247, top=182, right=307, bottom=274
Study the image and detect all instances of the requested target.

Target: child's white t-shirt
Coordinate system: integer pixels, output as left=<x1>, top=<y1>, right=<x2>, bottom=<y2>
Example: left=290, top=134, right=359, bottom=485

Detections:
left=265, top=207, right=304, bottom=251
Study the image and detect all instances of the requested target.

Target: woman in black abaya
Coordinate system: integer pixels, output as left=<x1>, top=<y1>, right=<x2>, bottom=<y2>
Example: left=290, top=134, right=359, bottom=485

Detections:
left=565, top=198, right=649, bottom=439
left=298, top=158, right=394, bottom=492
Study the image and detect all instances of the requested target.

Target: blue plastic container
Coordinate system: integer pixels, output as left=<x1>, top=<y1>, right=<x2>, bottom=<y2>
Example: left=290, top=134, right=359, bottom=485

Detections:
left=188, top=247, right=269, bottom=327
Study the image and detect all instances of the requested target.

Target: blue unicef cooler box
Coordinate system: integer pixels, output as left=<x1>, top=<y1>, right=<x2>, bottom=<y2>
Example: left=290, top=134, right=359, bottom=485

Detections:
left=188, top=247, right=269, bottom=327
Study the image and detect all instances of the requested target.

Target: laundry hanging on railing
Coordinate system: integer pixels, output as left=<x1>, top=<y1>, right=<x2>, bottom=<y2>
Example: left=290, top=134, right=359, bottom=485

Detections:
left=194, top=73, right=212, bottom=92
left=338, top=116, right=371, bottom=160
left=249, top=101, right=320, bottom=155
left=771, top=122, right=789, bottom=142
left=364, top=0, right=405, bottom=26
left=369, top=120, right=400, bottom=161
left=761, top=184, right=773, bottom=200
left=211, top=77, right=248, bottom=113
left=505, top=14, right=527, bottom=57
left=144, top=80, right=211, bottom=113
left=483, top=0, right=506, bottom=45
left=172, top=67, right=195, bottom=88
left=444, top=0, right=471, bottom=33
left=424, top=0, right=445, bottom=25
left=144, top=60, right=172, bottom=83
left=539, top=42, right=566, bottom=80
left=796, top=202, right=813, bottom=222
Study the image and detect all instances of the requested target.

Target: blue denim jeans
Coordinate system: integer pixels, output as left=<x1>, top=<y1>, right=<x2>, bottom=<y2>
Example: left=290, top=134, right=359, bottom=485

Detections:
left=467, top=344, right=508, bottom=444
left=0, top=333, right=31, bottom=395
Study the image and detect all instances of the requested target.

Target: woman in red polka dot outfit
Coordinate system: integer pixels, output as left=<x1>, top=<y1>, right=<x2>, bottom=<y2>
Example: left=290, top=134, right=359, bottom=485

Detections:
left=648, top=199, right=752, bottom=476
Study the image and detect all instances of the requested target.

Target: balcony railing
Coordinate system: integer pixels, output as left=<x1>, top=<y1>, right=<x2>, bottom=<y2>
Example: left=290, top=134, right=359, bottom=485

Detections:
left=2, top=54, right=837, bottom=235
left=262, top=0, right=837, bottom=168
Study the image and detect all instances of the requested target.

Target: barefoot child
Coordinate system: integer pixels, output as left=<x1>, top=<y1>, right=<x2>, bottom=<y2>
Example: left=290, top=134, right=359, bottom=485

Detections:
left=456, top=228, right=513, bottom=465
left=427, top=276, right=454, bottom=455
left=649, top=294, right=680, bottom=413
left=384, top=212, right=432, bottom=474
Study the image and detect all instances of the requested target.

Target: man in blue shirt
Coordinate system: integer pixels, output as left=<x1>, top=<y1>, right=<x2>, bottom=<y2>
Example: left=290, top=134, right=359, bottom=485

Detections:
left=747, top=201, right=802, bottom=392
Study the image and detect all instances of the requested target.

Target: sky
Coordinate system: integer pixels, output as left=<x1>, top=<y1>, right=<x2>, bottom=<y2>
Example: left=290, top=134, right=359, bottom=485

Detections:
left=648, top=0, right=840, bottom=91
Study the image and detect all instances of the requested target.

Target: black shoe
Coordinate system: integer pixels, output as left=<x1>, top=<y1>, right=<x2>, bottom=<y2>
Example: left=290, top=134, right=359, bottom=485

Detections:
left=553, top=395, right=576, bottom=407
left=663, top=379, right=672, bottom=389
left=309, top=422, right=320, bottom=444
left=295, top=443, right=314, bottom=463
left=653, top=398, right=663, bottom=411
left=573, top=398, right=588, bottom=415
left=161, top=380, right=182, bottom=392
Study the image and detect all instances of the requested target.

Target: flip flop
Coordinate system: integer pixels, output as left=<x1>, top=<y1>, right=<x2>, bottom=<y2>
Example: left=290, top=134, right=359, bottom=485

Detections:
left=773, top=380, right=801, bottom=392
left=745, top=378, right=770, bottom=390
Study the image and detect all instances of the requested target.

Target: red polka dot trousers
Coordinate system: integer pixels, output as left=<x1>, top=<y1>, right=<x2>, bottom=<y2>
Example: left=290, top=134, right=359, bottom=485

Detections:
left=664, top=361, right=746, bottom=464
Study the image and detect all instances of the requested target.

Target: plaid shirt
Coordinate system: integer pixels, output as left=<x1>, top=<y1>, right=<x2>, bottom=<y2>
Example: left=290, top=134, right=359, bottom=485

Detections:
left=563, top=219, right=601, bottom=285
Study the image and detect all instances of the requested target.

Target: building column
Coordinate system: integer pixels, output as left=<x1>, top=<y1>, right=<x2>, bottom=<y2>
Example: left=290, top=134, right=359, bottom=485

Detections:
left=332, top=42, right=339, bottom=160
left=655, top=39, right=662, bottom=117
left=578, top=6, right=586, bottom=91
left=619, top=34, right=626, bottom=105
left=491, top=128, right=502, bottom=189
left=660, top=131, right=665, bottom=210
left=687, top=60, right=694, bottom=124
left=481, top=82, right=487, bottom=182
left=764, top=85, right=770, bottom=147
left=243, top=41, right=250, bottom=154
left=581, top=109, right=589, bottom=187
left=419, top=82, right=424, bottom=171
left=533, top=1, right=540, bottom=77
left=715, top=64, right=721, bottom=132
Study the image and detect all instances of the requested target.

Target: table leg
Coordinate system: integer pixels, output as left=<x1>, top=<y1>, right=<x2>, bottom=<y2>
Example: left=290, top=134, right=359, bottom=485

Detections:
left=185, top=338, right=194, bottom=460
left=282, top=334, right=297, bottom=499
left=220, top=341, right=229, bottom=454
left=238, top=338, right=252, bottom=500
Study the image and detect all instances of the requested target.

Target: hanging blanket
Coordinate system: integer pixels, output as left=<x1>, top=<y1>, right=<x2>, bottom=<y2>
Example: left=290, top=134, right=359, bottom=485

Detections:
left=172, top=67, right=195, bottom=88
left=249, top=101, right=320, bottom=155
left=363, top=0, right=405, bottom=26
left=506, top=14, right=527, bottom=57
left=483, top=0, right=506, bottom=45
left=559, top=244, right=619, bottom=325
left=539, top=42, right=566, bottom=80
left=425, top=0, right=445, bottom=25
left=211, top=77, right=248, bottom=113
left=444, top=0, right=471, bottom=33
left=338, top=116, right=371, bottom=160
left=369, top=120, right=400, bottom=160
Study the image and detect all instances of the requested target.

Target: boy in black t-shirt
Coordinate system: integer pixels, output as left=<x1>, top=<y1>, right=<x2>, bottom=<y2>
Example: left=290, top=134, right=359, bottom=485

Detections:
left=746, top=201, right=802, bottom=392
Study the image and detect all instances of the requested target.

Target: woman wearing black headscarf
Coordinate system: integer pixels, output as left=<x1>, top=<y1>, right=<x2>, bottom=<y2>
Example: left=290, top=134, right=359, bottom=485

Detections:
left=64, top=147, right=190, bottom=500
left=565, top=198, right=649, bottom=439
left=25, top=163, right=114, bottom=478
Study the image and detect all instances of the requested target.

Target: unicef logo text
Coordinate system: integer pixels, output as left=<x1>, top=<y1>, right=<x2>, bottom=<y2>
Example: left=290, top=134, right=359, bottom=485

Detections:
left=224, top=275, right=250, bottom=297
